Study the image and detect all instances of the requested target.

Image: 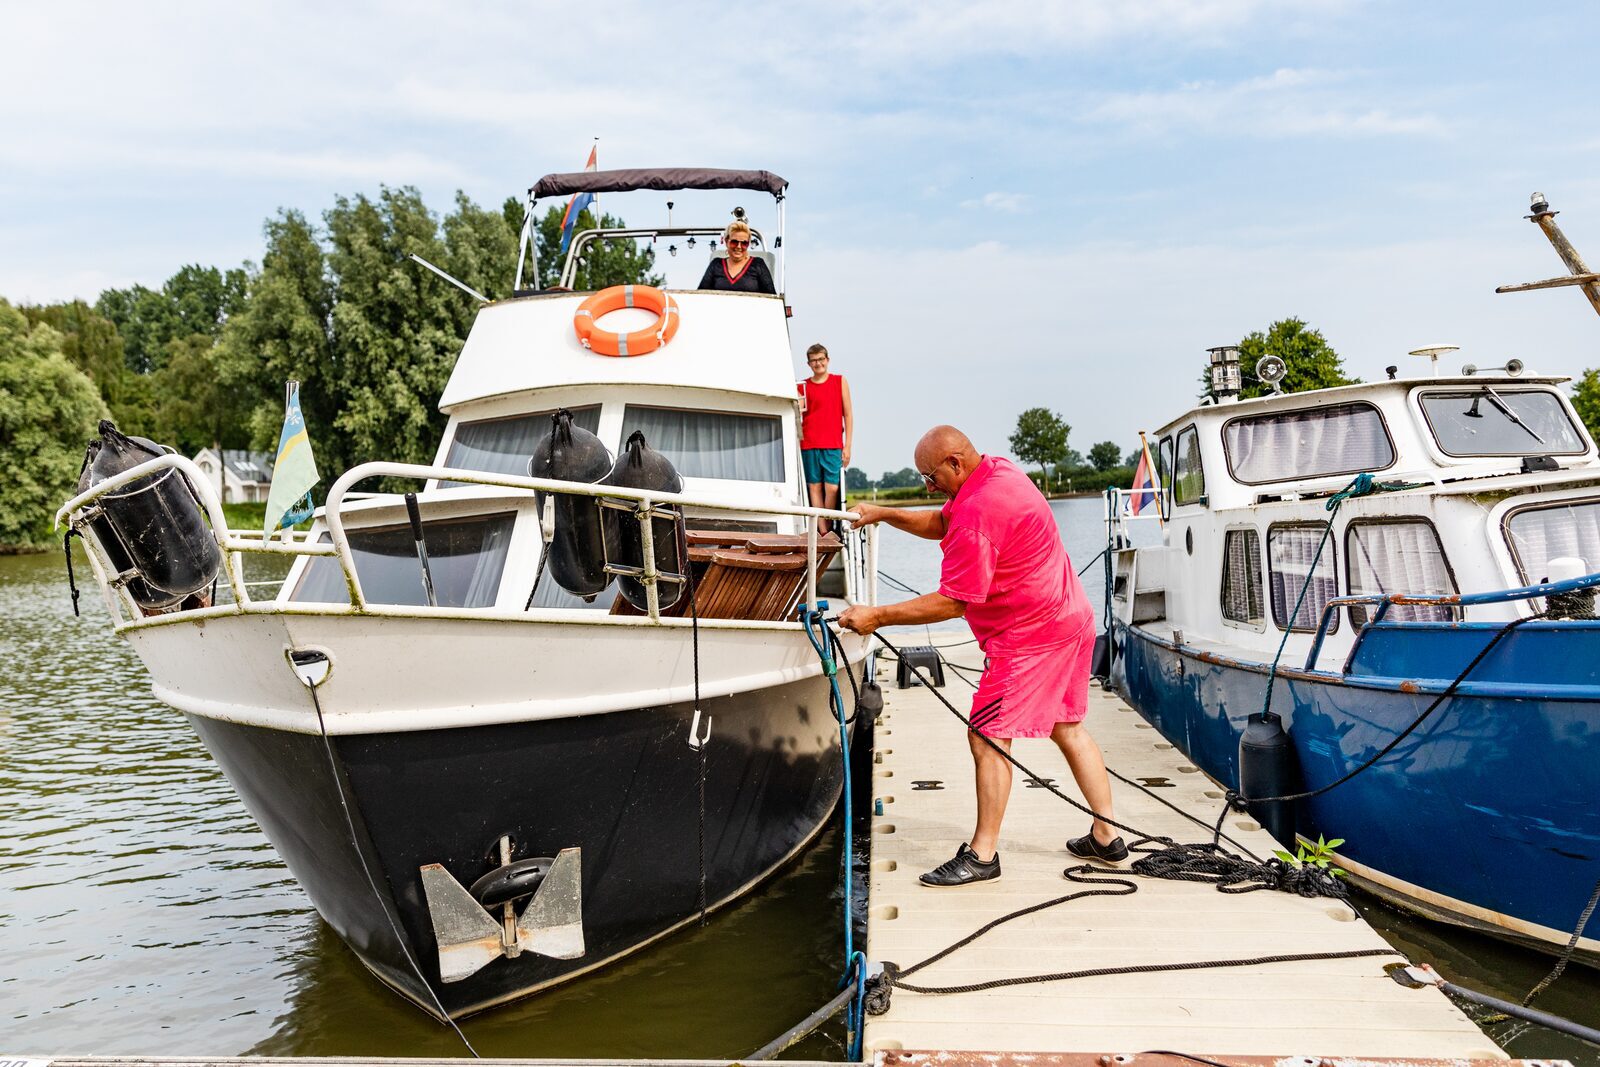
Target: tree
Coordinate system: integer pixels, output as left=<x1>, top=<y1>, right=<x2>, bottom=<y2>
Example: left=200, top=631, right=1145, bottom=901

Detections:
left=510, top=200, right=663, bottom=291
left=20, top=300, right=153, bottom=430
left=879, top=467, right=920, bottom=489
left=1571, top=369, right=1600, bottom=443
left=97, top=264, right=247, bottom=374
left=844, top=466, right=871, bottom=491
left=0, top=300, right=108, bottom=549
left=1220, top=318, right=1358, bottom=400
left=1088, top=441, right=1122, bottom=471
left=1009, top=407, right=1070, bottom=491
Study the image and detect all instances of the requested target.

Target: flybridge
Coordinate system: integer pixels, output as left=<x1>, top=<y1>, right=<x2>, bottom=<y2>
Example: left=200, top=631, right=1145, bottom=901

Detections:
left=514, top=167, right=791, bottom=295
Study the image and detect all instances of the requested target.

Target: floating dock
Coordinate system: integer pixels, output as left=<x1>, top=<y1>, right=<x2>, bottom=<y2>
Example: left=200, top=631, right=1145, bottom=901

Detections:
left=864, top=633, right=1506, bottom=1061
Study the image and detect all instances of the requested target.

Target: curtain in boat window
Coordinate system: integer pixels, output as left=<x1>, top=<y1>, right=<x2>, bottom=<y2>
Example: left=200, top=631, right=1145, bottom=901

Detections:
left=1221, top=529, right=1263, bottom=626
left=1505, top=500, right=1600, bottom=583
left=1345, top=521, right=1457, bottom=626
left=1268, top=523, right=1338, bottom=633
left=620, top=406, right=783, bottom=482
left=443, top=407, right=603, bottom=485
left=1224, top=403, right=1394, bottom=484
left=293, top=514, right=515, bottom=608
left=1174, top=426, right=1205, bottom=506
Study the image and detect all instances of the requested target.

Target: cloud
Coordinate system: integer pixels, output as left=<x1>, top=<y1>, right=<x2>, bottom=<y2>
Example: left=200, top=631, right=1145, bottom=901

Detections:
left=1086, top=67, right=1448, bottom=139
left=962, top=192, right=1030, bottom=213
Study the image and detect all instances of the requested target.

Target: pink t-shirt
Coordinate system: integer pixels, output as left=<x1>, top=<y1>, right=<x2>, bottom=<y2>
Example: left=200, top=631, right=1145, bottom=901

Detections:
left=938, top=456, right=1094, bottom=655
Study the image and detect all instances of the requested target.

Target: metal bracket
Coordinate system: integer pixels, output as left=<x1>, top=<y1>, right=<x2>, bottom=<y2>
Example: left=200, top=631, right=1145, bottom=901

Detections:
left=688, top=707, right=713, bottom=750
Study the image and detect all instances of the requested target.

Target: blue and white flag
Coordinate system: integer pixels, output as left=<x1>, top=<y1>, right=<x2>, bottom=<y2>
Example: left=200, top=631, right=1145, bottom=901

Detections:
left=264, top=381, right=319, bottom=536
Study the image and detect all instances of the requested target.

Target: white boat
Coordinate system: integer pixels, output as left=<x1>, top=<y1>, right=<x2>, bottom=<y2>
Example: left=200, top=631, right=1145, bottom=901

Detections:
left=59, top=166, right=877, bottom=1019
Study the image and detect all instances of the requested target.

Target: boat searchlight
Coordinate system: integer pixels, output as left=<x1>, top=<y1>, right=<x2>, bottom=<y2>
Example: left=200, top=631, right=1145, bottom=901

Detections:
left=1207, top=345, right=1242, bottom=400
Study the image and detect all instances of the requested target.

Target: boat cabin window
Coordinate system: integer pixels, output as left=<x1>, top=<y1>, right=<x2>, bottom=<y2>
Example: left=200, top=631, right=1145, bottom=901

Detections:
left=621, top=405, right=783, bottom=482
left=1418, top=389, right=1586, bottom=457
left=1220, top=528, right=1264, bottom=628
left=292, top=513, right=515, bottom=609
left=1223, top=403, right=1394, bottom=484
left=1173, top=425, right=1205, bottom=506
left=1345, top=520, right=1457, bottom=625
left=1504, top=499, right=1600, bottom=583
left=1267, top=523, right=1338, bottom=633
left=442, top=406, right=603, bottom=486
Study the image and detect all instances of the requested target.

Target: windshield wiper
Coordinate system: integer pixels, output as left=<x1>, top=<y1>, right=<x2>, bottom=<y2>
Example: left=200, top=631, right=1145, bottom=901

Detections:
left=1483, top=386, right=1546, bottom=445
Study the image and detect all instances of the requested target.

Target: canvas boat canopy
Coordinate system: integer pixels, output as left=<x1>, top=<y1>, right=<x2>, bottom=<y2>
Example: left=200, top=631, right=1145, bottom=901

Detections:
left=531, top=168, right=788, bottom=200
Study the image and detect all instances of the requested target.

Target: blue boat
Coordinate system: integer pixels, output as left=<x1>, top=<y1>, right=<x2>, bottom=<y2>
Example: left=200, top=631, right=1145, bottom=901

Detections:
left=1105, top=220, right=1600, bottom=960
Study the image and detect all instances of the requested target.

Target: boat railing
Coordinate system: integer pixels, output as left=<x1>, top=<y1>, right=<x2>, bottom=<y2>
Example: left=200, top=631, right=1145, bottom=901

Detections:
left=1303, top=569, right=1600, bottom=670
left=57, top=453, right=874, bottom=627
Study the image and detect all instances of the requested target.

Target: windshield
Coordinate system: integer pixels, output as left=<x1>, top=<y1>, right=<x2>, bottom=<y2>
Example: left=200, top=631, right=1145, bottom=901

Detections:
left=1419, top=389, right=1587, bottom=457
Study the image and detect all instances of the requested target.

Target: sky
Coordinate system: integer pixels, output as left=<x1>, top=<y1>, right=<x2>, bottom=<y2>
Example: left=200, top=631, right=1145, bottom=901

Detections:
left=4, top=0, right=1600, bottom=476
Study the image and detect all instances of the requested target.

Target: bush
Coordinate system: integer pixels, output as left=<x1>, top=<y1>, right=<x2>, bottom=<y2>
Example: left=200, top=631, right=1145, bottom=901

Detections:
left=0, top=301, right=109, bottom=550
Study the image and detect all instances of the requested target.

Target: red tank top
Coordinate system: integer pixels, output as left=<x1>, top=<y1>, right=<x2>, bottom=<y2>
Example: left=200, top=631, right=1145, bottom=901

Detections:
left=798, top=374, right=844, bottom=449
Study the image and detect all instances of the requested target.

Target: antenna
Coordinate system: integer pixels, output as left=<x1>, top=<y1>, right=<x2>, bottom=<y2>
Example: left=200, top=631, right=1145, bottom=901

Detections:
left=409, top=254, right=489, bottom=304
left=1495, top=192, right=1600, bottom=318
left=1408, top=344, right=1459, bottom=378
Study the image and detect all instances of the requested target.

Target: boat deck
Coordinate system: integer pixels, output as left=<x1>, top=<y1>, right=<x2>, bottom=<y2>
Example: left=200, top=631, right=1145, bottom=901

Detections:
left=864, top=631, right=1503, bottom=1060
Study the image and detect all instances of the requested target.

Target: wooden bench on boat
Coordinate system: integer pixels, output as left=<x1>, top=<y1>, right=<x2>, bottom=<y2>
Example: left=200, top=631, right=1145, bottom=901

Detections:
left=612, top=531, right=843, bottom=622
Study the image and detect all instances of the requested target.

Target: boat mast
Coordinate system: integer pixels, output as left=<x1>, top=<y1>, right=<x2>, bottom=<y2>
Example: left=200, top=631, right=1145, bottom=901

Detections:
left=1496, top=192, right=1600, bottom=318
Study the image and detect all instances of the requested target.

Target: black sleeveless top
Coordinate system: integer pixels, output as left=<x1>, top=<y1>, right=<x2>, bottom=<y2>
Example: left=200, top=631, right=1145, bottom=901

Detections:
left=697, top=256, right=776, bottom=294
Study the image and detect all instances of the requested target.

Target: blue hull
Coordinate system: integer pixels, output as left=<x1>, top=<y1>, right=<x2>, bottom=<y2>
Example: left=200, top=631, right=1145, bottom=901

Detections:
left=1115, top=619, right=1600, bottom=956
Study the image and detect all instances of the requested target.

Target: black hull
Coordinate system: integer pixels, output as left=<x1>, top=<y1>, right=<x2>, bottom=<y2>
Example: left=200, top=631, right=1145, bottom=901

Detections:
left=186, top=672, right=846, bottom=1017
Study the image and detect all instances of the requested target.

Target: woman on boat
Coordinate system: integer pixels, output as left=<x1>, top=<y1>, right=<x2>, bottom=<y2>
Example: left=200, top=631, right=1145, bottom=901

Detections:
left=698, top=220, right=776, bottom=293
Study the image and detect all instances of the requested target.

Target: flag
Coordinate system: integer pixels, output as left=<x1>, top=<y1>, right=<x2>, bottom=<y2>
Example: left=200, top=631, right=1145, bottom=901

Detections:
left=1128, top=433, right=1160, bottom=519
left=558, top=144, right=598, bottom=253
left=264, top=381, right=319, bottom=537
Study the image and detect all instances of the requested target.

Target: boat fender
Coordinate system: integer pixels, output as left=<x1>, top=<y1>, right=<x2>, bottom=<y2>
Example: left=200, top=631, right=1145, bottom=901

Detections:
left=602, top=430, right=685, bottom=611
left=469, top=856, right=555, bottom=908
left=572, top=284, right=681, bottom=357
left=81, top=421, right=221, bottom=611
left=1238, top=710, right=1297, bottom=847
left=530, top=409, right=613, bottom=598
left=1091, top=631, right=1111, bottom=681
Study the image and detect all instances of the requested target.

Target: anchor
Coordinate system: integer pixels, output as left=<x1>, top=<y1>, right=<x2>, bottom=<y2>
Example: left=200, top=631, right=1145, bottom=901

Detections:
left=418, top=836, right=585, bottom=983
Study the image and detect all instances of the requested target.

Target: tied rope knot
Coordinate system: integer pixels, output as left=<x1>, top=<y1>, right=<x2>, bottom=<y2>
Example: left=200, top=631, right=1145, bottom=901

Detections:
left=1223, top=789, right=1250, bottom=814
left=863, top=961, right=898, bottom=1016
left=1326, top=472, right=1426, bottom=511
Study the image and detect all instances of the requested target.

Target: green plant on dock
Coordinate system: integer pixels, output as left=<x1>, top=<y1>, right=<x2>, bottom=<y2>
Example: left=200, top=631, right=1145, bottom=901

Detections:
left=1274, top=834, right=1347, bottom=878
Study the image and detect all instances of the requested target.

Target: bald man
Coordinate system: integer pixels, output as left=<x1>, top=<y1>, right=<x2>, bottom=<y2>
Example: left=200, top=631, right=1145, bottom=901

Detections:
left=838, top=426, right=1123, bottom=887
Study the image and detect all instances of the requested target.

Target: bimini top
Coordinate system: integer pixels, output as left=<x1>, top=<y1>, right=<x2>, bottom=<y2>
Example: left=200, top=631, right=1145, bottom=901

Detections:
left=531, top=167, right=788, bottom=200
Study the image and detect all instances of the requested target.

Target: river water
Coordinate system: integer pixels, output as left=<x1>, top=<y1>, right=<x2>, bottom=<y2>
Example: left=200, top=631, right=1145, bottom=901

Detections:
left=1, top=500, right=1595, bottom=1062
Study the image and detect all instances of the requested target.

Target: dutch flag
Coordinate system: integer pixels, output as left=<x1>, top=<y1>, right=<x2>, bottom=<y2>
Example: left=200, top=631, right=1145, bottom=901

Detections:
left=559, top=144, right=598, bottom=253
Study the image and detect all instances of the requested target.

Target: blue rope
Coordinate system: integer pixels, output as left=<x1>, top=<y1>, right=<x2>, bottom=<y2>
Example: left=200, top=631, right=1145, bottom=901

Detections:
left=801, top=603, right=866, bottom=1060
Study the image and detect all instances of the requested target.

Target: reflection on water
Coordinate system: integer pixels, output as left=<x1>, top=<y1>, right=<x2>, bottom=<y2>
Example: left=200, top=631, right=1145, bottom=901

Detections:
left=4, top=504, right=1598, bottom=1064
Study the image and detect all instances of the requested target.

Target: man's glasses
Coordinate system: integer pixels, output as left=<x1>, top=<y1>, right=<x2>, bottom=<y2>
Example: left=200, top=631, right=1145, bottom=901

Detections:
left=919, top=468, right=939, bottom=488
left=726, top=238, right=750, bottom=248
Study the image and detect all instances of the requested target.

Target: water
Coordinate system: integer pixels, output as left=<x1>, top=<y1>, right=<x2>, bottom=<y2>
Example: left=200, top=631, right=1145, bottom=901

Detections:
left=2, top=505, right=1597, bottom=1062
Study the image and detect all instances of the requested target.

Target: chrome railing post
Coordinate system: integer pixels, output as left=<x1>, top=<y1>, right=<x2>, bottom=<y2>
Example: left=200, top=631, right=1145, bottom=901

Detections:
left=637, top=501, right=660, bottom=621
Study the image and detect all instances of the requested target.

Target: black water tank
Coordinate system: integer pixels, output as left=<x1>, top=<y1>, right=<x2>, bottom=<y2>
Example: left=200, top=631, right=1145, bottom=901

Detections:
left=1239, top=710, right=1296, bottom=846
left=530, top=409, right=613, bottom=598
left=602, top=431, right=685, bottom=612
left=83, top=422, right=221, bottom=609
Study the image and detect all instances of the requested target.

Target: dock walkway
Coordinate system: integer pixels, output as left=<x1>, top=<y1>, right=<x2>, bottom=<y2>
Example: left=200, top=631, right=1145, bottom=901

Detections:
left=864, top=633, right=1502, bottom=1060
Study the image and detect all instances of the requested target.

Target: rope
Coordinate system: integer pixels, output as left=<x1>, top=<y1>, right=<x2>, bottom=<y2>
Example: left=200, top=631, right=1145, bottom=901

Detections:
left=63, top=530, right=83, bottom=616
left=685, top=533, right=708, bottom=925
left=299, top=667, right=479, bottom=1055
left=1521, top=873, right=1600, bottom=1006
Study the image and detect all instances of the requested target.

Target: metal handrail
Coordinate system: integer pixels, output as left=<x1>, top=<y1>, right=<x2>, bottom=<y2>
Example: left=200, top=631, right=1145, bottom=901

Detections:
left=1302, top=569, right=1600, bottom=670
left=61, top=454, right=869, bottom=624
left=559, top=227, right=769, bottom=290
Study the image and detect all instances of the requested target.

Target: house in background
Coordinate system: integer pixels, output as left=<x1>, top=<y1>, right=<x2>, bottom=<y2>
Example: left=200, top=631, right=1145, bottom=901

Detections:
left=193, top=448, right=275, bottom=504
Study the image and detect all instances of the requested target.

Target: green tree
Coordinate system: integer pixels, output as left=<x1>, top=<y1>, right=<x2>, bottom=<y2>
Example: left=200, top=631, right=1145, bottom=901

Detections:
left=20, top=301, right=154, bottom=430
left=97, top=264, right=247, bottom=374
left=0, top=300, right=109, bottom=549
left=1088, top=441, right=1122, bottom=471
left=1226, top=318, right=1358, bottom=400
left=879, top=467, right=920, bottom=489
left=1571, top=369, right=1600, bottom=443
left=1009, top=407, right=1071, bottom=491
left=151, top=333, right=254, bottom=454
left=845, top=466, right=871, bottom=491
left=517, top=201, right=663, bottom=291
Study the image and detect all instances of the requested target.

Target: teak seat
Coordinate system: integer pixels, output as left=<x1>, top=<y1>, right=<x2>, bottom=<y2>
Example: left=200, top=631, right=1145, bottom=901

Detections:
left=612, top=531, right=842, bottom=621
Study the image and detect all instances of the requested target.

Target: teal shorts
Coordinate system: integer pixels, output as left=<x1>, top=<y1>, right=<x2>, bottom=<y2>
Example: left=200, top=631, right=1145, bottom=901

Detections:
left=802, top=448, right=843, bottom=485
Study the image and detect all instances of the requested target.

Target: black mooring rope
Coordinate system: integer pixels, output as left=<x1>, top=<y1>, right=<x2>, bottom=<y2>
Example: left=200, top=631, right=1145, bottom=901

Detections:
left=63, top=530, right=83, bottom=616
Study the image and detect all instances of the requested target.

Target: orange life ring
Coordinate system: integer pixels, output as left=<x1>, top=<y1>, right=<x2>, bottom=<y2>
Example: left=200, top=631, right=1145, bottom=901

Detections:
left=572, top=285, right=681, bottom=357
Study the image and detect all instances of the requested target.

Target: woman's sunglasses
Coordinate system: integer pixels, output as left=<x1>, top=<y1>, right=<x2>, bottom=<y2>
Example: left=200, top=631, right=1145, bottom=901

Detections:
left=727, top=238, right=750, bottom=248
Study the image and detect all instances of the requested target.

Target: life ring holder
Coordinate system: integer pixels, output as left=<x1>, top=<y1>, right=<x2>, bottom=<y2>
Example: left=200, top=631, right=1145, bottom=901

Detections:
left=573, top=285, right=681, bottom=357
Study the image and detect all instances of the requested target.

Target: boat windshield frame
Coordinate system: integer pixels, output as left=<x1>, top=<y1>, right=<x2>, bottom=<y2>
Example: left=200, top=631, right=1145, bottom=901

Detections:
left=1416, top=385, right=1589, bottom=459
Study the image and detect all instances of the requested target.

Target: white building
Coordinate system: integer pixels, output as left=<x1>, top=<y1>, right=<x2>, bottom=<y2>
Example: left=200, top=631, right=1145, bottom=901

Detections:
left=193, top=448, right=274, bottom=504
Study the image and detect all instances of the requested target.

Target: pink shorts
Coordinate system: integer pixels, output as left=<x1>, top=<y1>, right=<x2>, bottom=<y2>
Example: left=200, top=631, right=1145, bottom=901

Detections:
left=968, top=627, right=1094, bottom=738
